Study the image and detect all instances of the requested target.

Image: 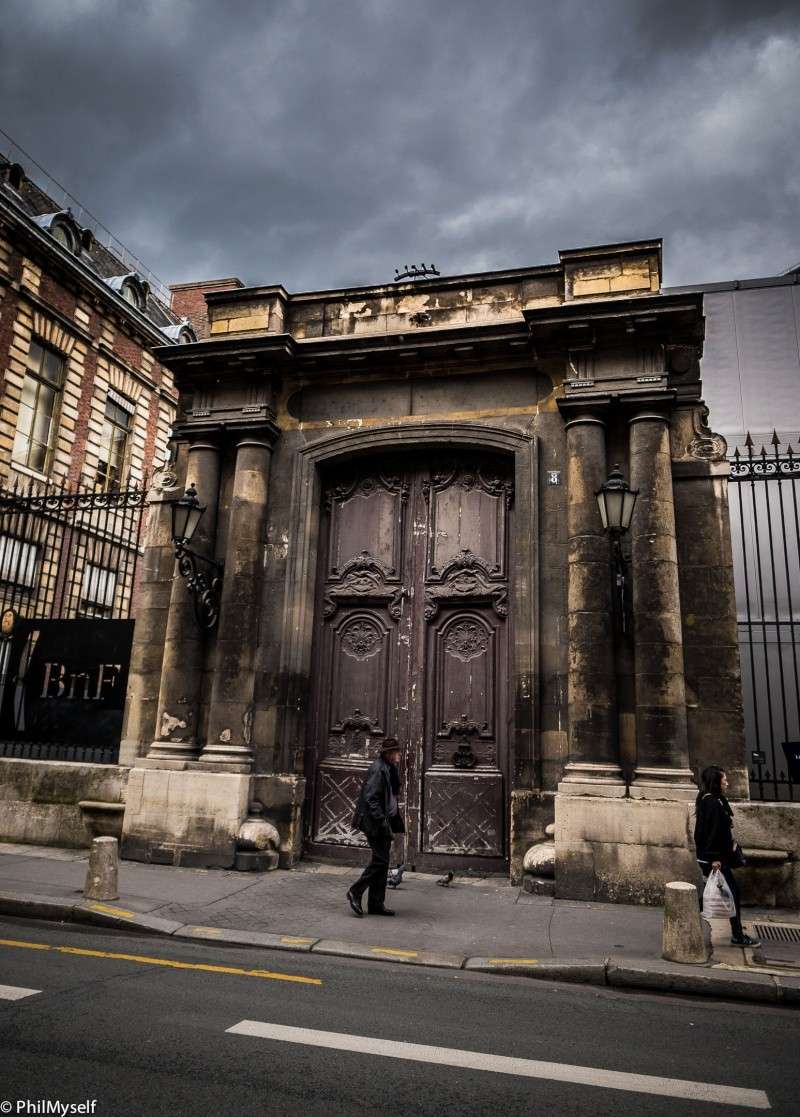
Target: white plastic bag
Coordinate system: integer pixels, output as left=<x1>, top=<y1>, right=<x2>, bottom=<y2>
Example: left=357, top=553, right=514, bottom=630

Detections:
left=702, top=868, right=736, bottom=919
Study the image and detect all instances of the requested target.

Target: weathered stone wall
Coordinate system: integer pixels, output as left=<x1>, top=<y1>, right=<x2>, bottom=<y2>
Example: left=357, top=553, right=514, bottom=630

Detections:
left=203, top=241, right=661, bottom=341
left=734, top=802, right=800, bottom=907
left=0, top=759, right=128, bottom=848
left=671, top=405, right=747, bottom=796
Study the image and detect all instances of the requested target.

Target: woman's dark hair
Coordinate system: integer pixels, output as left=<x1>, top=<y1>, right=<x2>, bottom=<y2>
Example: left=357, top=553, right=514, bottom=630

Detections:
left=696, top=765, right=726, bottom=804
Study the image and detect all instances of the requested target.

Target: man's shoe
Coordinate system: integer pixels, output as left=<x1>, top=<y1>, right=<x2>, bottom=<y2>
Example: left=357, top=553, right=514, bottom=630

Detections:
left=346, top=888, right=363, bottom=917
left=731, top=933, right=760, bottom=947
left=367, top=906, right=395, bottom=916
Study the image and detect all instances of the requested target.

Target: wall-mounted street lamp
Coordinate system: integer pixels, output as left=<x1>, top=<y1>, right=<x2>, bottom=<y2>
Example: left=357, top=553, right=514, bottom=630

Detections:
left=169, top=484, right=224, bottom=630
left=596, top=465, right=638, bottom=634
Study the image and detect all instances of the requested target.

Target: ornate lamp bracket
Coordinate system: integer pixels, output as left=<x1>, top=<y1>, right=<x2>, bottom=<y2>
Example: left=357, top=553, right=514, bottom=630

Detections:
left=174, top=541, right=224, bottom=630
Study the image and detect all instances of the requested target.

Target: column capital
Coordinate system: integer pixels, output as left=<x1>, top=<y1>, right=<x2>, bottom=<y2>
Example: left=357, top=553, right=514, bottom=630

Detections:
left=558, top=395, right=612, bottom=430
left=628, top=409, right=671, bottom=428
left=234, top=435, right=274, bottom=452
left=186, top=438, right=222, bottom=454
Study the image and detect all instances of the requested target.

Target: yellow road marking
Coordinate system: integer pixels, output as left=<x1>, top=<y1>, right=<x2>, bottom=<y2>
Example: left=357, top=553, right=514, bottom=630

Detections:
left=88, top=902, right=134, bottom=919
left=0, top=937, right=49, bottom=951
left=281, top=936, right=315, bottom=945
left=0, top=937, right=321, bottom=986
left=370, top=947, right=418, bottom=958
left=488, top=958, right=540, bottom=966
left=187, top=927, right=222, bottom=936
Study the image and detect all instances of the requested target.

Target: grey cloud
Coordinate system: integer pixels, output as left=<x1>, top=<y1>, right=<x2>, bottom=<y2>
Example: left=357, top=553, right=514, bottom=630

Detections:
left=1, top=0, right=798, bottom=291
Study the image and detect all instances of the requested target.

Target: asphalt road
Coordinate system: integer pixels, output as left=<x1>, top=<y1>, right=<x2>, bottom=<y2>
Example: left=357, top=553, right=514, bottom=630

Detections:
left=0, top=915, right=796, bottom=1117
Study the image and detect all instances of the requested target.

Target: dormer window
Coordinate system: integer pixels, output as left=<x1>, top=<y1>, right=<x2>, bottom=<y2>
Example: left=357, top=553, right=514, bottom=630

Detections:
left=160, top=320, right=197, bottom=345
left=51, top=221, right=77, bottom=253
left=105, top=273, right=149, bottom=312
left=33, top=210, right=86, bottom=257
left=121, top=280, right=141, bottom=308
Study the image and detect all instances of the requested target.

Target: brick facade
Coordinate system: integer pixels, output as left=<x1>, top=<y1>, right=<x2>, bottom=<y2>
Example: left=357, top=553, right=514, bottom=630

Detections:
left=169, top=277, right=243, bottom=340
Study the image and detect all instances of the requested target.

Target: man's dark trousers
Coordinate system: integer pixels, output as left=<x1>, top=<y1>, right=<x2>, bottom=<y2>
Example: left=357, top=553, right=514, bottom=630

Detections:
left=351, top=828, right=392, bottom=911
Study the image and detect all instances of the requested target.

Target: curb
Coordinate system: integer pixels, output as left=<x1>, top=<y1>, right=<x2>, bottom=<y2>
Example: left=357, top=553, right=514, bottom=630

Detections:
left=1, top=890, right=798, bottom=1006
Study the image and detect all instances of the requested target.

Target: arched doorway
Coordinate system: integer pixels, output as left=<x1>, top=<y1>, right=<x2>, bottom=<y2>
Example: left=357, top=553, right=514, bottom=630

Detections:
left=304, top=450, right=514, bottom=871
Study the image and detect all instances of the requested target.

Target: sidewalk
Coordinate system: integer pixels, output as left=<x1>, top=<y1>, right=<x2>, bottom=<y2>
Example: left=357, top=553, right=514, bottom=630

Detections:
left=1, top=841, right=798, bottom=1006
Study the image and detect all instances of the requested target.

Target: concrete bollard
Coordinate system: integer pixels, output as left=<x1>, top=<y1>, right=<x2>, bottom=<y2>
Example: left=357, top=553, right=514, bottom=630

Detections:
left=84, top=836, right=119, bottom=901
left=662, top=881, right=709, bottom=964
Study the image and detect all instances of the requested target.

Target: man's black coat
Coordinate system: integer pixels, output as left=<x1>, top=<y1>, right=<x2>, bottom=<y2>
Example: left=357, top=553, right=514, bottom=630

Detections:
left=352, top=756, right=405, bottom=838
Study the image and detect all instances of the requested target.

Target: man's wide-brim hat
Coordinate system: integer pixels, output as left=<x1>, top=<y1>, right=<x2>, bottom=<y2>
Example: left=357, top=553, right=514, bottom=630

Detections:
left=380, top=738, right=403, bottom=755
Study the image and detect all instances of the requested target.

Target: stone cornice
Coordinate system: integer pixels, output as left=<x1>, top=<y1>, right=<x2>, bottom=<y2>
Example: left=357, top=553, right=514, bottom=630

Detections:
left=153, top=320, right=534, bottom=380
left=523, top=292, right=704, bottom=357
left=172, top=412, right=280, bottom=445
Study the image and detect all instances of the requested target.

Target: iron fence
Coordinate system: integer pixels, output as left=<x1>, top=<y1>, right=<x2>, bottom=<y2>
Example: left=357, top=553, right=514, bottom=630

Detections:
left=729, top=434, right=800, bottom=800
left=0, top=476, right=148, bottom=763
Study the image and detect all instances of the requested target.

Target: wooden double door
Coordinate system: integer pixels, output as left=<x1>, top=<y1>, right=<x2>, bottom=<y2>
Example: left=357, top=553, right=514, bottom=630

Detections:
left=306, top=451, right=513, bottom=871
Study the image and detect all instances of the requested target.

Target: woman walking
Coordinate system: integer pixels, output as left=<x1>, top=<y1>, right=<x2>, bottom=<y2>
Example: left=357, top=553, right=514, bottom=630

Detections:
left=694, top=765, right=759, bottom=947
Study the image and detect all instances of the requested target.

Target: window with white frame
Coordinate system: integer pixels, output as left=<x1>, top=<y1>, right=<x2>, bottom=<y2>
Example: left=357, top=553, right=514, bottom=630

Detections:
left=12, top=339, right=66, bottom=474
left=96, top=390, right=134, bottom=492
left=79, top=563, right=117, bottom=619
left=0, top=534, right=39, bottom=588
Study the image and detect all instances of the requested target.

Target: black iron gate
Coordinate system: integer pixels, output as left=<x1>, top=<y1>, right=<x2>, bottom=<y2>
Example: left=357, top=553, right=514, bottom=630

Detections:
left=729, top=434, right=800, bottom=800
left=0, top=477, right=148, bottom=763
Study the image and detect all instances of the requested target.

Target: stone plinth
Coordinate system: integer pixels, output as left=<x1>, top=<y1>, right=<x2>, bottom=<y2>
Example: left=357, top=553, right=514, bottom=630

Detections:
left=121, top=766, right=251, bottom=868
left=252, top=774, right=306, bottom=868
left=555, top=791, right=701, bottom=904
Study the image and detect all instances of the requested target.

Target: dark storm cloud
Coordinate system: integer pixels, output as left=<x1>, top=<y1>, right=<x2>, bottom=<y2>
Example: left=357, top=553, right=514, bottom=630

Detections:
left=1, top=0, right=798, bottom=291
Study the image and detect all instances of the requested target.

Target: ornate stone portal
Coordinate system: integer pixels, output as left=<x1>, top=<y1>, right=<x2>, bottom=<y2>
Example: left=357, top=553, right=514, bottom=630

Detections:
left=119, top=239, right=745, bottom=901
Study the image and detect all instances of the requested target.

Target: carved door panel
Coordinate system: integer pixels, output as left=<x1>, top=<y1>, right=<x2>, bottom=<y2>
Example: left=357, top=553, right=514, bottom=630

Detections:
left=308, top=466, right=411, bottom=851
left=308, top=454, right=512, bottom=870
left=414, top=462, right=512, bottom=864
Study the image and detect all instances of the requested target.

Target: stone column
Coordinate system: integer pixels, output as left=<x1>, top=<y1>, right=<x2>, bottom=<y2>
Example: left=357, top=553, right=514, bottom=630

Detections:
left=628, top=410, right=694, bottom=796
left=561, top=407, right=625, bottom=793
left=200, top=436, right=272, bottom=767
left=148, top=440, right=221, bottom=761
left=118, top=477, right=181, bottom=766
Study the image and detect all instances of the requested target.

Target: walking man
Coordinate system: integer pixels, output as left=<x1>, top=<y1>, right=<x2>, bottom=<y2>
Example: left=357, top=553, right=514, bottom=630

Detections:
left=346, top=738, right=404, bottom=916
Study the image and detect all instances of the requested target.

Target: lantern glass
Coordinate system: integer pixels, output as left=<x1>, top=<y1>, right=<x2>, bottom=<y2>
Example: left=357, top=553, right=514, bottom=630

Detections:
left=596, top=465, right=638, bottom=536
left=603, top=488, right=625, bottom=531
left=620, top=487, right=638, bottom=533
left=171, top=486, right=205, bottom=545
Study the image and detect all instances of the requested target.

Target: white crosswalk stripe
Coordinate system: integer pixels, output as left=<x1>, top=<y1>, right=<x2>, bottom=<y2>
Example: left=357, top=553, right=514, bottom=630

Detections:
left=226, top=1020, right=770, bottom=1109
left=0, top=983, right=40, bottom=1000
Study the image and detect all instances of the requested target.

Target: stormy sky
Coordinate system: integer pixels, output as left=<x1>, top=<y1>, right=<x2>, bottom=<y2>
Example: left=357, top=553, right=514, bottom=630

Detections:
left=1, top=0, right=798, bottom=293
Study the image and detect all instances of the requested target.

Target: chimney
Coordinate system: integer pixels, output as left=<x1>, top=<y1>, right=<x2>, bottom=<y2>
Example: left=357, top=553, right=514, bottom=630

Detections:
left=169, top=277, right=245, bottom=340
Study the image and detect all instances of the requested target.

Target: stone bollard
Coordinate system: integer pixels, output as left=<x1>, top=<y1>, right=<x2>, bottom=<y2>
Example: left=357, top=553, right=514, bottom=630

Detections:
left=662, top=881, right=708, bottom=964
left=84, top=836, right=119, bottom=901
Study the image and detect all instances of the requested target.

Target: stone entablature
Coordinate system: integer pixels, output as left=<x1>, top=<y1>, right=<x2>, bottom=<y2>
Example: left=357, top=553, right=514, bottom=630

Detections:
left=204, top=240, right=663, bottom=341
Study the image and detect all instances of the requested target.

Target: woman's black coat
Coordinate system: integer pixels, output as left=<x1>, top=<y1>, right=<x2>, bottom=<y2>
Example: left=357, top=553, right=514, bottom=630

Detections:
left=693, top=793, right=736, bottom=864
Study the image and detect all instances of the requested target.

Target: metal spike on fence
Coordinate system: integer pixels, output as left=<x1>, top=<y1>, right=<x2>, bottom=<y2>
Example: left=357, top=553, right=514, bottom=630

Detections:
left=745, top=431, right=754, bottom=449
left=772, top=429, right=781, bottom=447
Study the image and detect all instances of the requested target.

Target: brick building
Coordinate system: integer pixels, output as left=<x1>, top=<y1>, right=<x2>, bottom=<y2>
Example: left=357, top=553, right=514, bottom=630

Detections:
left=0, top=151, right=195, bottom=843
left=0, top=157, right=193, bottom=496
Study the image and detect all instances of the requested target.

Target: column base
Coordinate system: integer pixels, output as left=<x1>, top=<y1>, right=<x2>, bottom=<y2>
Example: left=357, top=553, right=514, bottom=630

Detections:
left=555, top=789, right=701, bottom=904
left=121, top=766, right=251, bottom=868
left=558, top=762, right=627, bottom=799
left=197, top=745, right=254, bottom=773
left=147, top=739, right=201, bottom=763
left=629, top=766, right=696, bottom=801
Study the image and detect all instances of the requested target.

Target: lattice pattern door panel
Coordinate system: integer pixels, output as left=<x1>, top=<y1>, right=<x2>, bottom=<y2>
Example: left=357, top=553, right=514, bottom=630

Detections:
left=314, top=764, right=368, bottom=846
left=423, top=772, right=503, bottom=856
